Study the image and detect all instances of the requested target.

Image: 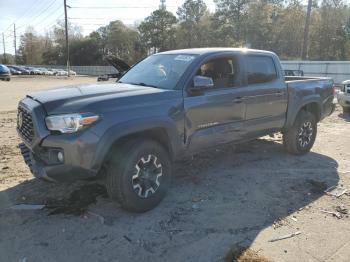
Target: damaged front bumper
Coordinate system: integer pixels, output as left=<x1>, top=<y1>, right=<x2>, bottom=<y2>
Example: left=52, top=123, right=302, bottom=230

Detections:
left=19, top=143, right=57, bottom=182
left=17, top=97, right=101, bottom=183
left=19, top=141, right=99, bottom=183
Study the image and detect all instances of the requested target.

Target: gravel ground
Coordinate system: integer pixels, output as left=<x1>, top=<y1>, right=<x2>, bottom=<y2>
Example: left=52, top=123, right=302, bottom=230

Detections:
left=0, top=77, right=349, bottom=262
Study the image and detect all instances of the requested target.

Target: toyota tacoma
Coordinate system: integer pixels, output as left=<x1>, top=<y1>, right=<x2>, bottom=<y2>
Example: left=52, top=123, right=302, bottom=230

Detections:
left=17, top=48, right=336, bottom=212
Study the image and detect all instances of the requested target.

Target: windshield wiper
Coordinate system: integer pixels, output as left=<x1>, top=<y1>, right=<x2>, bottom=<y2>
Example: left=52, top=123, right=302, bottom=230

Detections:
left=129, top=82, right=160, bottom=89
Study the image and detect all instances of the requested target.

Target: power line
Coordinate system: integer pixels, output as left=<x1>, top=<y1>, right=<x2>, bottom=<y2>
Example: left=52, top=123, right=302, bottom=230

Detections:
left=1, top=0, right=54, bottom=33
left=16, top=0, right=60, bottom=30
left=6, top=0, right=43, bottom=29
left=69, top=5, right=176, bottom=9
left=69, top=17, right=136, bottom=20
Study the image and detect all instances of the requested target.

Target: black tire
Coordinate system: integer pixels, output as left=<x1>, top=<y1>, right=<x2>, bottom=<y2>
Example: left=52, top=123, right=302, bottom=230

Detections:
left=6, top=78, right=10, bottom=81
left=106, top=139, right=171, bottom=212
left=283, top=110, right=317, bottom=155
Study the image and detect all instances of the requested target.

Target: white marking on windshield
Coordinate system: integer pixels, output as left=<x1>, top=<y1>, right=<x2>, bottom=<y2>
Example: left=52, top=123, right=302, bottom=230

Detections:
left=174, top=55, right=196, bottom=62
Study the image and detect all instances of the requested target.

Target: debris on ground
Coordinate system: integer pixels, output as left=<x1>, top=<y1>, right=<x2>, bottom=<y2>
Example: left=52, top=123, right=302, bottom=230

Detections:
left=10, top=204, right=45, bottom=210
left=225, top=244, right=271, bottom=262
left=320, top=209, right=342, bottom=219
left=324, top=185, right=348, bottom=197
left=335, top=205, right=348, bottom=215
left=273, top=218, right=288, bottom=229
left=45, top=183, right=108, bottom=215
left=306, top=179, right=328, bottom=194
left=268, top=231, right=302, bottom=242
left=290, top=216, right=298, bottom=222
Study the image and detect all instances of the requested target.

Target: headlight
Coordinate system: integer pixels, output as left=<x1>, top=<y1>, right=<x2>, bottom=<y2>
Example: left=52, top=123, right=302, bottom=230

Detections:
left=45, top=113, right=99, bottom=133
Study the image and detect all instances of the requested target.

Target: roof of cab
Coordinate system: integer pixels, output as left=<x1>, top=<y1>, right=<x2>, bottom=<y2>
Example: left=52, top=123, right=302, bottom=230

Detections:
left=158, top=47, right=275, bottom=56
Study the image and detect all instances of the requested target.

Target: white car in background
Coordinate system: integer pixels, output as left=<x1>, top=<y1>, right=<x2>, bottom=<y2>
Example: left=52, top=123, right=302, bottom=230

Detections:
left=54, top=69, right=76, bottom=76
left=37, top=68, right=51, bottom=75
left=55, top=69, right=68, bottom=76
left=337, top=80, right=350, bottom=114
left=69, top=70, right=77, bottom=76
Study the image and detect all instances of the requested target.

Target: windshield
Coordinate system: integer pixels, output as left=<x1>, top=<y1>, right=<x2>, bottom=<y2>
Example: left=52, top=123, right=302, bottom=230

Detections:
left=119, top=54, right=198, bottom=90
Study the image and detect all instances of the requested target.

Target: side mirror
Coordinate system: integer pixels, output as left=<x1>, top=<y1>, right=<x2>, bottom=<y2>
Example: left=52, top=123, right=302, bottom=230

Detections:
left=189, top=75, right=214, bottom=92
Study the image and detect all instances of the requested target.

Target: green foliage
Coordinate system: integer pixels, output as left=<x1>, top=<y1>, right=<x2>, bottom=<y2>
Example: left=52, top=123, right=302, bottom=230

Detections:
left=0, top=53, right=14, bottom=64
left=176, top=0, right=208, bottom=47
left=138, top=9, right=177, bottom=53
left=15, top=1, right=350, bottom=64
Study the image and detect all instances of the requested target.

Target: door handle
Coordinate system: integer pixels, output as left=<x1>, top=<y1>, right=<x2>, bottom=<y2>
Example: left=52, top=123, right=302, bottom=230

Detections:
left=233, top=97, right=244, bottom=103
left=275, top=91, right=284, bottom=97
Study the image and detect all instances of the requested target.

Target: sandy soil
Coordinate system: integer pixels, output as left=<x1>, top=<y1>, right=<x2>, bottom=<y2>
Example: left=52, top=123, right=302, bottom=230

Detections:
left=0, top=76, right=97, bottom=111
left=0, top=77, right=350, bottom=262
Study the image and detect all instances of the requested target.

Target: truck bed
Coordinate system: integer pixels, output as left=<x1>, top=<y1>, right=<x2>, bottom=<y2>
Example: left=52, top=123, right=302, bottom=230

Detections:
left=283, top=76, right=334, bottom=130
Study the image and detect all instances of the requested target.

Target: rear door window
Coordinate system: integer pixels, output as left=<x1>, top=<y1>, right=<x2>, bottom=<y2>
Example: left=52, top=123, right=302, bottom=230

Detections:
left=246, top=56, right=277, bottom=85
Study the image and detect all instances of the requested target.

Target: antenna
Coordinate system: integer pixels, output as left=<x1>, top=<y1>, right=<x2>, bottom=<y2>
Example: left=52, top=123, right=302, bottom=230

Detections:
left=160, top=0, right=166, bottom=10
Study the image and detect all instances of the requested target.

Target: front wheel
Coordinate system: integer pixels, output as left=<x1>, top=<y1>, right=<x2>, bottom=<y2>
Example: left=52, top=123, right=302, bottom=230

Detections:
left=106, top=139, right=171, bottom=212
left=283, top=111, right=317, bottom=155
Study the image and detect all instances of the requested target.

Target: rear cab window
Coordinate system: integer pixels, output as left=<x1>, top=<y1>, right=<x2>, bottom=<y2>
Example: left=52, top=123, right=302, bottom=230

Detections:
left=245, top=55, right=277, bottom=85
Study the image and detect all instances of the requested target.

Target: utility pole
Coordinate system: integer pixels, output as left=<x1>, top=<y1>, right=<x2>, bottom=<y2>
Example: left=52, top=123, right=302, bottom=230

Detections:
left=160, top=0, right=166, bottom=10
left=64, top=0, right=70, bottom=76
left=301, top=0, right=312, bottom=60
left=13, top=23, right=17, bottom=64
left=2, top=33, right=6, bottom=64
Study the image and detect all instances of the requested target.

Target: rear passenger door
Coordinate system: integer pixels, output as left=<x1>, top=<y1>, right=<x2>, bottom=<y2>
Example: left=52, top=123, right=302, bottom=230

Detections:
left=242, top=55, right=288, bottom=135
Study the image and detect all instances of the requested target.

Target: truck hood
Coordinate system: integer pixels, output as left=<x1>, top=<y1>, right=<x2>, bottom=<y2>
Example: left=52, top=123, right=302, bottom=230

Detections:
left=105, top=55, right=131, bottom=72
left=27, top=83, right=179, bottom=114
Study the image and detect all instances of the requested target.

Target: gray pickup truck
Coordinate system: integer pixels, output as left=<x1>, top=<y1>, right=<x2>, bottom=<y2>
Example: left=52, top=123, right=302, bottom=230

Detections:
left=17, top=48, right=335, bottom=212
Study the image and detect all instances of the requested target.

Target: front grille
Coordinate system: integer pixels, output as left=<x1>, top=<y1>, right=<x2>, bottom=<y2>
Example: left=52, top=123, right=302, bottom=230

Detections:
left=17, top=106, right=34, bottom=143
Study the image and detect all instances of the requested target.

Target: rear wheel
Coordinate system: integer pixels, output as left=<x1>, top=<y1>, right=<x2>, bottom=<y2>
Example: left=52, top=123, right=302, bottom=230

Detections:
left=283, top=110, right=317, bottom=155
left=106, top=139, right=171, bottom=212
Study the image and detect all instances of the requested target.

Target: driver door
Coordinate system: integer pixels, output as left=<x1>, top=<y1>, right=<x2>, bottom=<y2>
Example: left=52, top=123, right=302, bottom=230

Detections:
left=184, top=54, right=247, bottom=153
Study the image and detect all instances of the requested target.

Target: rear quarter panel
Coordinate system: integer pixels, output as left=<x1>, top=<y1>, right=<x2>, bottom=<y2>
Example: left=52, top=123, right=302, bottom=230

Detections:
left=284, top=77, right=334, bottom=130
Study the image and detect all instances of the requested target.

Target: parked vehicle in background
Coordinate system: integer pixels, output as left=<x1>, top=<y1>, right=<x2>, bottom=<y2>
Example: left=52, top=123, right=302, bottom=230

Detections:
left=7, top=66, right=22, bottom=75
left=69, top=70, right=77, bottom=76
left=97, top=55, right=130, bottom=81
left=56, top=70, right=68, bottom=76
left=48, top=69, right=59, bottom=75
left=17, top=48, right=336, bottom=212
left=337, top=80, right=350, bottom=114
left=0, top=64, right=11, bottom=81
left=10, top=65, right=30, bottom=75
left=37, top=68, right=51, bottom=75
left=24, top=67, right=41, bottom=75
left=284, top=69, right=304, bottom=76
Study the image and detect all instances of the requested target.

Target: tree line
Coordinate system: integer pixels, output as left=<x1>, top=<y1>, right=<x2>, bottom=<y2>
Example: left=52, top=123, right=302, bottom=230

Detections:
left=2, top=0, right=350, bottom=65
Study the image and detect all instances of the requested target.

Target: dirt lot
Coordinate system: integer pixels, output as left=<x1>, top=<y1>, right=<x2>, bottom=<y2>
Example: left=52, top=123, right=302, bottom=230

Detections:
left=0, top=77, right=350, bottom=262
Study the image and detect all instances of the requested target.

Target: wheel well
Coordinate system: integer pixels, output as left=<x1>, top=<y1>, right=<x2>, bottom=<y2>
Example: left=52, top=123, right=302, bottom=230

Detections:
left=104, top=128, right=173, bottom=163
left=301, top=102, right=321, bottom=121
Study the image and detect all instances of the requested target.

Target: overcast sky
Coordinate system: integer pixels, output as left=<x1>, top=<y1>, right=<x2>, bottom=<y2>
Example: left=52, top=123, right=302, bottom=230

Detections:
left=0, top=0, right=216, bottom=55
